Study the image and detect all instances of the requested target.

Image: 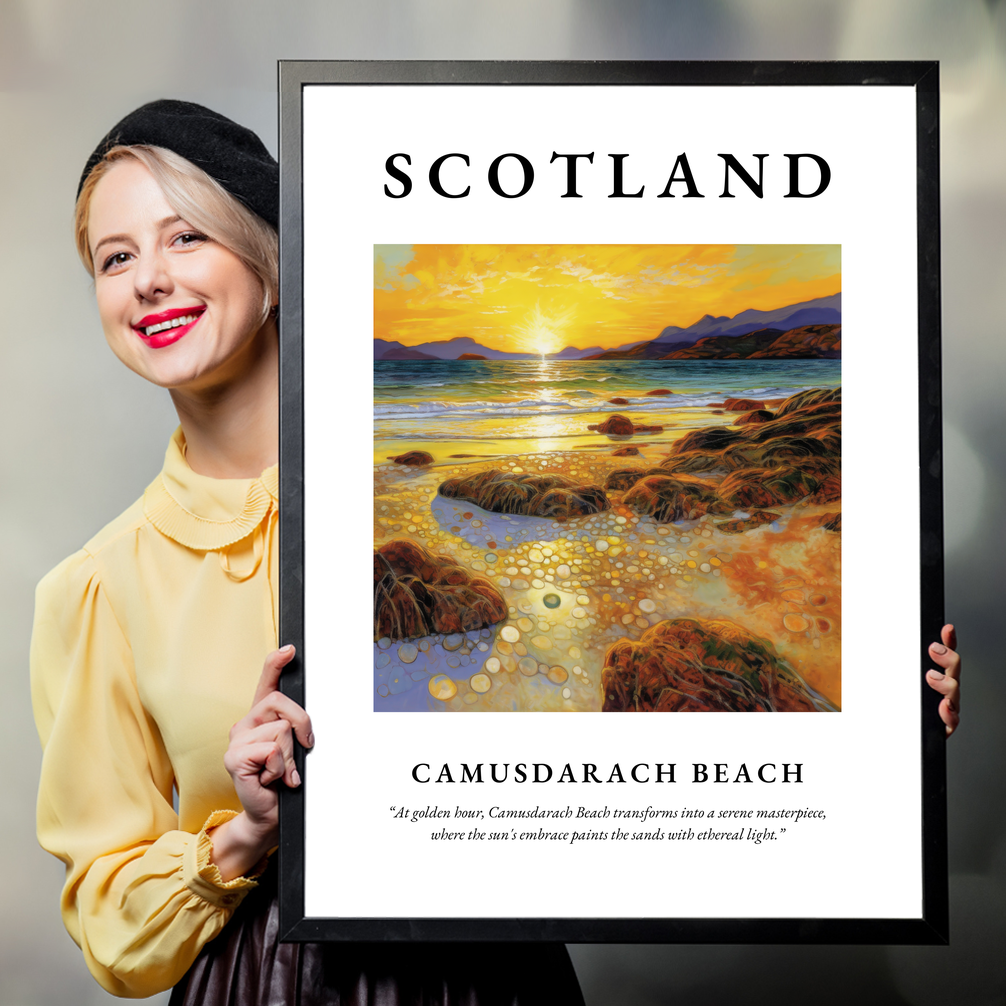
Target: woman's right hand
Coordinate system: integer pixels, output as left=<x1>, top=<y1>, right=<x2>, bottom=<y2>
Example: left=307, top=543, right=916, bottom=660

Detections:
left=209, top=645, right=314, bottom=881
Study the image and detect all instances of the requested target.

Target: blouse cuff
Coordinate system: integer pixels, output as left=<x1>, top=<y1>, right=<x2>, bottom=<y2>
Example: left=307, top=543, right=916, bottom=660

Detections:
left=183, top=810, right=269, bottom=909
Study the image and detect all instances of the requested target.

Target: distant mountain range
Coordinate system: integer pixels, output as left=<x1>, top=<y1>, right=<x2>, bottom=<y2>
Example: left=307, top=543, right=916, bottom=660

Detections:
left=374, top=293, right=841, bottom=362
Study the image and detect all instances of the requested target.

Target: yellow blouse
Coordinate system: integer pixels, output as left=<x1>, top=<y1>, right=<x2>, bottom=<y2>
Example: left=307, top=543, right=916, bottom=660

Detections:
left=31, top=428, right=279, bottom=998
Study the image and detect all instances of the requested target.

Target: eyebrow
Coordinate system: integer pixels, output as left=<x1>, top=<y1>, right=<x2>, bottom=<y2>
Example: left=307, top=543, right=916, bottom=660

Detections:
left=91, top=215, right=185, bottom=258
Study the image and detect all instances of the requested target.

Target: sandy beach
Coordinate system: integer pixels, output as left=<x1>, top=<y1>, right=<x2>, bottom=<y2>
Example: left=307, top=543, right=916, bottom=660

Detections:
left=373, top=386, right=841, bottom=713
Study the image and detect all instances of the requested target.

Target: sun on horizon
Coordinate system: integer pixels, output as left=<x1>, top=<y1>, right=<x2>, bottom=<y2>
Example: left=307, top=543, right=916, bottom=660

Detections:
left=374, top=244, right=840, bottom=354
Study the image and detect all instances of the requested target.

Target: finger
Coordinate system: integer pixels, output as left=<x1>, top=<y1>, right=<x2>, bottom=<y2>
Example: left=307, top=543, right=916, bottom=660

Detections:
left=245, top=690, right=314, bottom=749
left=928, top=642, right=961, bottom=680
left=939, top=696, right=960, bottom=737
left=941, top=624, right=957, bottom=652
left=224, top=739, right=287, bottom=786
left=236, top=719, right=300, bottom=788
left=252, top=645, right=296, bottom=707
left=926, top=669, right=959, bottom=703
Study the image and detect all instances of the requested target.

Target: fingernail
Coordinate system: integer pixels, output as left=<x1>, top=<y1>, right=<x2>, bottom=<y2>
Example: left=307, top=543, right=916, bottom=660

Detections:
left=292, top=768, right=301, bottom=787
left=927, top=669, right=944, bottom=679
left=307, top=732, right=315, bottom=748
left=931, top=643, right=947, bottom=654
left=280, top=644, right=295, bottom=654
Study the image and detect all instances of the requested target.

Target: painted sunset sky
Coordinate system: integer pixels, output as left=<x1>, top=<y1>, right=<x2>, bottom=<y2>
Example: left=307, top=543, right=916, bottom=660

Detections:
left=374, top=244, right=841, bottom=356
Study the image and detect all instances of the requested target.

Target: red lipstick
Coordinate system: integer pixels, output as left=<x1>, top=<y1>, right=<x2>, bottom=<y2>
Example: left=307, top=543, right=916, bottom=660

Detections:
left=132, top=306, right=205, bottom=349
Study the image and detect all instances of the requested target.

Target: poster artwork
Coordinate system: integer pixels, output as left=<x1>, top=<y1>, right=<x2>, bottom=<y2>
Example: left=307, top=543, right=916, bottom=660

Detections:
left=373, top=243, right=841, bottom=714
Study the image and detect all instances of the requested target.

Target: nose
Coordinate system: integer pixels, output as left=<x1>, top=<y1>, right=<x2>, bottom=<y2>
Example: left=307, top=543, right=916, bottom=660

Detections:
left=133, top=247, right=173, bottom=303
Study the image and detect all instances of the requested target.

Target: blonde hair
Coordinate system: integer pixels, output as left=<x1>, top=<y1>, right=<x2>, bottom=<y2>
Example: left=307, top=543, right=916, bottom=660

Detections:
left=75, top=145, right=278, bottom=323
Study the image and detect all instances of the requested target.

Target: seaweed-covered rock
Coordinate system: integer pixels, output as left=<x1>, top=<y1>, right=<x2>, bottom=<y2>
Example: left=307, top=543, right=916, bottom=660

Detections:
left=659, top=451, right=725, bottom=475
left=588, top=414, right=634, bottom=436
left=810, top=474, right=842, bottom=504
left=588, top=414, right=664, bottom=436
left=623, top=474, right=725, bottom=523
left=438, top=468, right=610, bottom=520
left=611, top=446, right=641, bottom=457
left=718, top=466, right=820, bottom=509
left=818, top=512, right=842, bottom=533
left=736, top=409, right=775, bottom=425
left=671, top=426, right=746, bottom=454
left=723, top=397, right=767, bottom=411
left=716, top=510, right=781, bottom=534
left=605, top=467, right=669, bottom=492
left=775, top=386, right=841, bottom=417
left=388, top=450, right=434, bottom=466
left=374, top=539, right=507, bottom=641
left=601, top=618, right=826, bottom=712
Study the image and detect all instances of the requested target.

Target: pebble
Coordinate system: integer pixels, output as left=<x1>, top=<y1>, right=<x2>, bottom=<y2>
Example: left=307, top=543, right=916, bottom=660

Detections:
left=500, top=625, right=520, bottom=643
left=556, top=564, right=571, bottom=579
left=531, top=635, right=552, bottom=650
left=638, top=598, right=656, bottom=614
left=562, top=687, right=572, bottom=699
left=469, top=673, right=492, bottom=694
left=528, top=548, right=544, bottom=562
left=511, top=578, right=530, bottom=590
left=783, top=614, right=809, bottom=633
left=376, top=652, right=390, bottom=668
left=428, top=675, right=457, bottom=701
left=496, top=575, right=511, bottom=587
left=496, top=640, right=513, bottom=655
left=398, top=643, right=419, bottom=663
left=513, top=642, right=528, bottom=656
left=518, top=657, right=539, bottom=676
left=571, top=606, right=587, bottom=618
left=377, top=637, right=392, bottom=650
left=517, top=617, right=535, bottom=632
left=484, top=657, right=501, bottom=673
left=543, top=593, right=561, bottom=609
left=443, top=633, right=465, bottom=651
left=547, top=665, right=569, bottom=684
left=568, top=646, right=581, bottom=659
left=577, top=595, right=590, bottom=605
left=531, top=578, right=545, bottom=589
left=595, top=540, right=610, bottom=552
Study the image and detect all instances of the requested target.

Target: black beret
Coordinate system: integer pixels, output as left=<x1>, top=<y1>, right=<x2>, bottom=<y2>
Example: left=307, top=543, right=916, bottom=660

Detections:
left=77, top=99, right=278, bottom=228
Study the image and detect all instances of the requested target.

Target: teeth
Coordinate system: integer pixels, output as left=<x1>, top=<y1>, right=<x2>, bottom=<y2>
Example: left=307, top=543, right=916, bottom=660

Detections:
left=142, top=313, right=199, bottom=337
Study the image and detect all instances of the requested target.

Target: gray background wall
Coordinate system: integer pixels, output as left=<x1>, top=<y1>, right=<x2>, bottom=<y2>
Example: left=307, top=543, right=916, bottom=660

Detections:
left=1, top=2, right=1003, bottom=1003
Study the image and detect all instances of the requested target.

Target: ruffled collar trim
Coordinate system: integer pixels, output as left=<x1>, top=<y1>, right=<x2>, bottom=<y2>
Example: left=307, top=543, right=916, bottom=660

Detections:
left=143, top=428, right=278, bottom=551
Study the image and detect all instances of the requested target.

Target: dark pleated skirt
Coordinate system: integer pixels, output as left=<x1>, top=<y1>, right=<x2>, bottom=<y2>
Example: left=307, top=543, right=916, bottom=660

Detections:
left=169, top=868, right=584, bottom=1006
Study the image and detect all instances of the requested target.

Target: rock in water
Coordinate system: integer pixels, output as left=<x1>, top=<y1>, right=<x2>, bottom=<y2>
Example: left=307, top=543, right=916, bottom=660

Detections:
left=374, top=539, right=507, bottom=640
left=588, top=413, right=664, bottom=436
left=601, top=618, right=826, bottom=712
left=439, top=468, right=610, bottom=520
left=388, top=450, right=434, bottom=466
left=645, top=388, right=674, bottom=396
left=611, top=446, right=641, bottom=457
left=588, top=413, right=635, bottom=436
left=608, top=397, right=629, bottom=405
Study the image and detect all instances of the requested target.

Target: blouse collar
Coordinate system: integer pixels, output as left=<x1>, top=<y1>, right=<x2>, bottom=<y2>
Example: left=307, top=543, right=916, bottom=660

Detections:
left=143, top=428, right=278, bottom=551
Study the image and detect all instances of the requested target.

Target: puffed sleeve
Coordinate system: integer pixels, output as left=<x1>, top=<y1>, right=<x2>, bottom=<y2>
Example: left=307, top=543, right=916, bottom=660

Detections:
left=31, top=549, right=262, bottom=998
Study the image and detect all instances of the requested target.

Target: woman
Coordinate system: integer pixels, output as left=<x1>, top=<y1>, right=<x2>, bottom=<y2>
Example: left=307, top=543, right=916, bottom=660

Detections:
left=31, top=100, right=586, bottom=1003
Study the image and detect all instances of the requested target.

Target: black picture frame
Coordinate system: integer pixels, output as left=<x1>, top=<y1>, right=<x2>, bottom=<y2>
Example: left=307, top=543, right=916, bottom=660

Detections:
left=277, top=60, right=945, bottom=944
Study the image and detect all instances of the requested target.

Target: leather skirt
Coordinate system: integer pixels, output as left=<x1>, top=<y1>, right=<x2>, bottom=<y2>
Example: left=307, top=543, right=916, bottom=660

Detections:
left=169, top=868, right=585, bottom=1006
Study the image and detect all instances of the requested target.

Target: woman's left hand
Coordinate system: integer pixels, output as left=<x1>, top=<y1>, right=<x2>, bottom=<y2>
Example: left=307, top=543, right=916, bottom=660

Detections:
left=926, top=624, right=961, bottom=737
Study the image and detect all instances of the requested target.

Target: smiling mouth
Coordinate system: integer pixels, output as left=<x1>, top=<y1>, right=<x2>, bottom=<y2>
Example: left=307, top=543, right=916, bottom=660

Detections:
left=136, top=308, right=205, bottom=338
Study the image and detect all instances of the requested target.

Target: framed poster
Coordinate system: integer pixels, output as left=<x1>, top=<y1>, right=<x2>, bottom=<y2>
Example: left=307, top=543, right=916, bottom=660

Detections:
left=277, top=61, right=946, bottom=943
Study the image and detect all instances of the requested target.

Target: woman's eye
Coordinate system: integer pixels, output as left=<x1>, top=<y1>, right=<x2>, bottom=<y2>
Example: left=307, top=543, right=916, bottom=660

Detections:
left=173, top=231, right=208, bottom=248
left=101, top=251, right=131, bottom=273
